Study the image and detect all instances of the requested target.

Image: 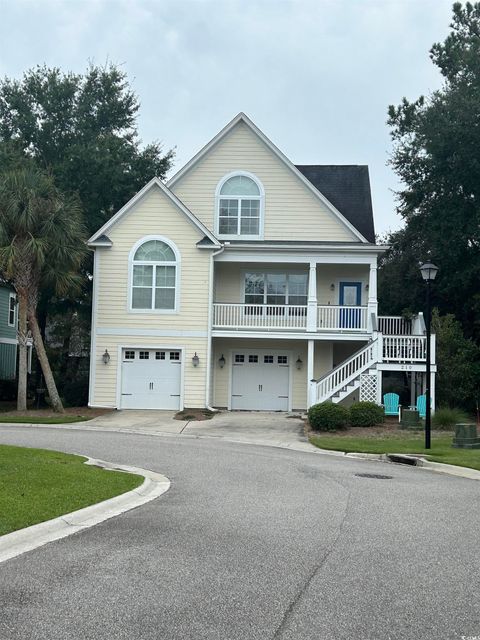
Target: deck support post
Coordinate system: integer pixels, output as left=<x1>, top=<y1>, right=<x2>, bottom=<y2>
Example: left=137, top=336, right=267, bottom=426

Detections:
left=367, top=260, right=378, bottom=333
left=307, top=262, right=318, bottom=332
left=307, top=339, right=315, bottom=408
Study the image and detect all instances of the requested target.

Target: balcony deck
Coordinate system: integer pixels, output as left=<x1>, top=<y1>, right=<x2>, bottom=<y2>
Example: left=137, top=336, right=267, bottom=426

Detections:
left=212, top=303, right=370, bottom=333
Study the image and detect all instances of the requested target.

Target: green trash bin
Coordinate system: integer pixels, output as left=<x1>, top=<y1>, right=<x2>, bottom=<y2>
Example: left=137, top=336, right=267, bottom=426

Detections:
left=452, top=423, right=480, bottom=449
left=400, top=409, right=422, bottom=430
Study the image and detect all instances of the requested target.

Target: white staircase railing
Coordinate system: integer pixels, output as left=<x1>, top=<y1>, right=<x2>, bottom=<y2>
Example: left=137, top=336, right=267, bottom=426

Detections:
left=312, top=338, right=379, bottom=405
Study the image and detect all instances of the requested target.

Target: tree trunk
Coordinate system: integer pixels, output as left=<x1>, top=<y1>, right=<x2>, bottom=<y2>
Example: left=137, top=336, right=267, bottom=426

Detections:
left=28, top=312, right=64, bottom=413
left=16, top=292, right=28, bottom=412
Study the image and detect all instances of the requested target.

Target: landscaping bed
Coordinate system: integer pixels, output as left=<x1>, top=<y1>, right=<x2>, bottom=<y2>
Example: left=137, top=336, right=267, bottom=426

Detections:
left=0, top=444, right=142, bottom=536
left=0, top=405, right=112, bottom=424
left=308, top=425, right=480, bottom=472
left=174, top=408, right=215, bottom=421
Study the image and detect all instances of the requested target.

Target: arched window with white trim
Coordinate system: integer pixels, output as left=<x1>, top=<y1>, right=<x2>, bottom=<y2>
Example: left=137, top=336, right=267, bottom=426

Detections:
left=130, top=237, right=179, bottom=312
left=216, top=172, right=264, bottom=238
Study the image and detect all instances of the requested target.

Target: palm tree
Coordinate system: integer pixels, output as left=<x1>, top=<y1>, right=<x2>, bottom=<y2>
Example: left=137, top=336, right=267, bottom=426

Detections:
left=0, top=166, right=86, bottom=412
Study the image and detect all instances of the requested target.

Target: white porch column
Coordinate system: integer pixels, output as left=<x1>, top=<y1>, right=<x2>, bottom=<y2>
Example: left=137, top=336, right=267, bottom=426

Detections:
left=307, top=261, right=317, bottom=332
left=307, top=339, right=315, bottom=407
left=376, top=369, right=383, bottom=405
left=367, top=260, right=378, bottom=333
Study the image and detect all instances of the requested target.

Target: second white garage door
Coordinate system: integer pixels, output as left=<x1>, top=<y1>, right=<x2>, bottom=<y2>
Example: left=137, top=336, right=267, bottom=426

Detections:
left=231, top=350, right=290, bottom=411
left=120, top=348, right=182, bottom=410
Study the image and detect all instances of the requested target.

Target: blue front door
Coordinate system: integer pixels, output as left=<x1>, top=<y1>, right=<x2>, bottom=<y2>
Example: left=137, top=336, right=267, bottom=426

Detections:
left=339, top=282, right=362, bottom=328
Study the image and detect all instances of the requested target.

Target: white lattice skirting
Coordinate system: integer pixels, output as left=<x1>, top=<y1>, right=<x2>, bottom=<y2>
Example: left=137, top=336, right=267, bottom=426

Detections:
left=360, top=374, right=378, bottom=403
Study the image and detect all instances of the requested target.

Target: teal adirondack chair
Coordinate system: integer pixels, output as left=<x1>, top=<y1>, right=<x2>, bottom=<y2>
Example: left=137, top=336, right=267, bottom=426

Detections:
left=383, top=393, right=401, bottom=421
left=416, top=395, right=427, bottom=419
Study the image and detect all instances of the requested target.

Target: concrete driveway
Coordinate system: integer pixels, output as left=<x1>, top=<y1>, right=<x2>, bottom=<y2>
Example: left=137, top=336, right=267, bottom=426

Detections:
left=74, top=409, right=307, bottom=449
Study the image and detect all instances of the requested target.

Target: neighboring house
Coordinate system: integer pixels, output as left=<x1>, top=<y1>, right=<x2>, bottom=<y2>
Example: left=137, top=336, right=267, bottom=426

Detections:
left=88, top=113, right=436, bottom=412
left=0, top=284, right=17, bottom=380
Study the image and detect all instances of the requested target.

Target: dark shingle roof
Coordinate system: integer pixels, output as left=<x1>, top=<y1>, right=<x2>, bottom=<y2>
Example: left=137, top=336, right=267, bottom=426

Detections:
left=295, top=165, right=375, bottom=243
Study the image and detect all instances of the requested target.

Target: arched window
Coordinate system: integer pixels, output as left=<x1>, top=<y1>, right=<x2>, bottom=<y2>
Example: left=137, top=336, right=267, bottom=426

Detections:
left=130, top=238, right=179, bottom=311
left=217, top=173, right=264, bottom=238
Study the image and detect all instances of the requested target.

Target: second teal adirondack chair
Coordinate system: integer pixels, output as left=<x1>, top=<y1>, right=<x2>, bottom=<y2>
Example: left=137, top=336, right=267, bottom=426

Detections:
left=416, top=395, right=427, bottom=419
left=383, top=393, right=401, bottom=421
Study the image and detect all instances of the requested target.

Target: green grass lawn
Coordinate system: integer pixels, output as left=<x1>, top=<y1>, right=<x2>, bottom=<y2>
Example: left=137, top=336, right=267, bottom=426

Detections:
left=0, top=445, right=143, bottom=536
left=309, top=433, right=480, bottom=472
left=0, top=415, right=89, bottom=424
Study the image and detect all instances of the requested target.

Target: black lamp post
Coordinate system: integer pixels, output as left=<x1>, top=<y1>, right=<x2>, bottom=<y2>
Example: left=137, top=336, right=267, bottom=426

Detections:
left=419, top=262, right=439, bottom=449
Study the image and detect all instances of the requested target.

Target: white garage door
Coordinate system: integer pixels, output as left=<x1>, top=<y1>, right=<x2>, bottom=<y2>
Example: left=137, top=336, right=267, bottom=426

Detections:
left=120, top=349, right=182, bottom=410
left=231, top=350, right=290, bottom=411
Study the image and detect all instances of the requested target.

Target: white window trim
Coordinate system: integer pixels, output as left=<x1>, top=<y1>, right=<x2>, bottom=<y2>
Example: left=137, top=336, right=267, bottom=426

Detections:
left=215, top=171, right=265, bottom=240
left=8, top=293, right=17, bottom=327
left=128, top=235, right=181, bottom=314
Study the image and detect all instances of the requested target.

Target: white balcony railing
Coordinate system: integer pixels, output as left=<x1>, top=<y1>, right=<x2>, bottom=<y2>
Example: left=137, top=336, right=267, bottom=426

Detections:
left=317, top=305, right=368, bottom=332
left=382, top=335, right=427, bottom=362
left=378, top=316, right=413, bottom=335
left=213, top=304, right=307, bottom=330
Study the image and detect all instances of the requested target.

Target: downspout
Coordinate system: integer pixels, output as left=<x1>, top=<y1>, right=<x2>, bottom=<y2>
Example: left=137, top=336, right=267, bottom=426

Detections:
left=205, top=244, right=225, bottom=411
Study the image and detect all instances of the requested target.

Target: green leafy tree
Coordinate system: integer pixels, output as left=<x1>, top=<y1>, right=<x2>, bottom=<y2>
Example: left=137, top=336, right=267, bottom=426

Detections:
left=0, top=166, right=87, bottom=412
left=0, top=64, right=174, bottom=401
left=0, top=64, right=174, bottom=234
left=431, top=309, right=480, bottom=410
left=380, top=2, right=480, bottom=339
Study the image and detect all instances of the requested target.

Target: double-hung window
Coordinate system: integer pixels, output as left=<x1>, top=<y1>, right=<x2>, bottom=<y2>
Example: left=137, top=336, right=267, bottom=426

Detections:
left=8, top=294, right=16, bottom=327
left=131, top=239, right=178, bottom=311
left=217, top=174, right=263, bottom=238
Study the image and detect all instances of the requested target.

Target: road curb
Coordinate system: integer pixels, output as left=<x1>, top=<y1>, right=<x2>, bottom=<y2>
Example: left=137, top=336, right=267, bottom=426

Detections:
left=1, top=421, right=479, bottom=482
left=0, top=457, right=170, bottom=564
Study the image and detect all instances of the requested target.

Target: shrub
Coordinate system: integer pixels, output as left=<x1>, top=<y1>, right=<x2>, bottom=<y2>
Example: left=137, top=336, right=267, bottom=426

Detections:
left=61, top=378, right=89, bottom=407
left=432, top=407, right=470, bottom=430
left=349, top=401, right=385, bottom=427
left=308, top=402, right=349, bottom=431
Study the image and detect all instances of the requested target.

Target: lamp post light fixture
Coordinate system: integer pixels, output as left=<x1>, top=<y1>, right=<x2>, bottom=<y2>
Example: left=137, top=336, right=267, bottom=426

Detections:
left=192, top=352, right=200, bottom=367
left=102, top=349, right=110, bottom=365
left=419, top=261, right=439, bottom=450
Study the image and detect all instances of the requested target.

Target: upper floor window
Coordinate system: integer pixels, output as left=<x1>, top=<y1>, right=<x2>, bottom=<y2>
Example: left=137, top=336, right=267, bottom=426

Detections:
left=216, top=172, right=264, bottom=238
left=8, top=293, right=16, bottom=327
left=130, top=238, right=179, bottom=312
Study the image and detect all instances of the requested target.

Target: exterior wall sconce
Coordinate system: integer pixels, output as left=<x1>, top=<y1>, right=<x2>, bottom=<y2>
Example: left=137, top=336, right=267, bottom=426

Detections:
left=219, top=354, right=226, bottom=368
left=102, top=349, right=110, bottom=365
left=192, top=352, right=200, bottom=367
left=296, top=357, right=303, bottom=370
left=330, top=283, right=335, bottom=291
left=365, top=284, right=369, bottom=291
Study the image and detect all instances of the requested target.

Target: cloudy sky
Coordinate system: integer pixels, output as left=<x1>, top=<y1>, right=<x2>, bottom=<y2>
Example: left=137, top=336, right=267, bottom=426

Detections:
left=0, top=0, right=454, bottom=235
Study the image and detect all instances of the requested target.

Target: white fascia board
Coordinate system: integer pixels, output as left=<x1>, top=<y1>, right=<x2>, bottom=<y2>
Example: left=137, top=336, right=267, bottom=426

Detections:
left=88, top=241, right=112, bottom=248
left=167, top=112, right=369, bottom=243
left=88, top=178, right=220, bottom=247
left=220, top=243, right=387, bottom=253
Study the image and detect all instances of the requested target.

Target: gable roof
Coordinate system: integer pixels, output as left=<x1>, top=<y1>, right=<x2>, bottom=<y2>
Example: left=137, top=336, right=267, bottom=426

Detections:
left=296, top=165, right=376, bottom=243
left=167, top=113, right=368, bottom=243
left=88, top=178, right=221, bottom=247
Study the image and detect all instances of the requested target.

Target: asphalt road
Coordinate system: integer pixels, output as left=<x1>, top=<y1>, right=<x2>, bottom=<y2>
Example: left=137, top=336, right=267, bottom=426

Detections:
left=0, top=426, right=479, bottom=640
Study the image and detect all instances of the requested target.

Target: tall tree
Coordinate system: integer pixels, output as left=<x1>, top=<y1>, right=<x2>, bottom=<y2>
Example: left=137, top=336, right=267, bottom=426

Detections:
left=0, top=166, right=86, bottom=412
left=0, top=63, right=174, bottom=402
left=380, top=2, right=480, bottom=340
left=0, top=64, right=174, bottom=234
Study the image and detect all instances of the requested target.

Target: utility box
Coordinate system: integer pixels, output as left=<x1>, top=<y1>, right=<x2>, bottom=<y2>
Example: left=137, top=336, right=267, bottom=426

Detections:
left=452, top=423, right=480, bottom=449
left=400, top=409, right=421, bottom=430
